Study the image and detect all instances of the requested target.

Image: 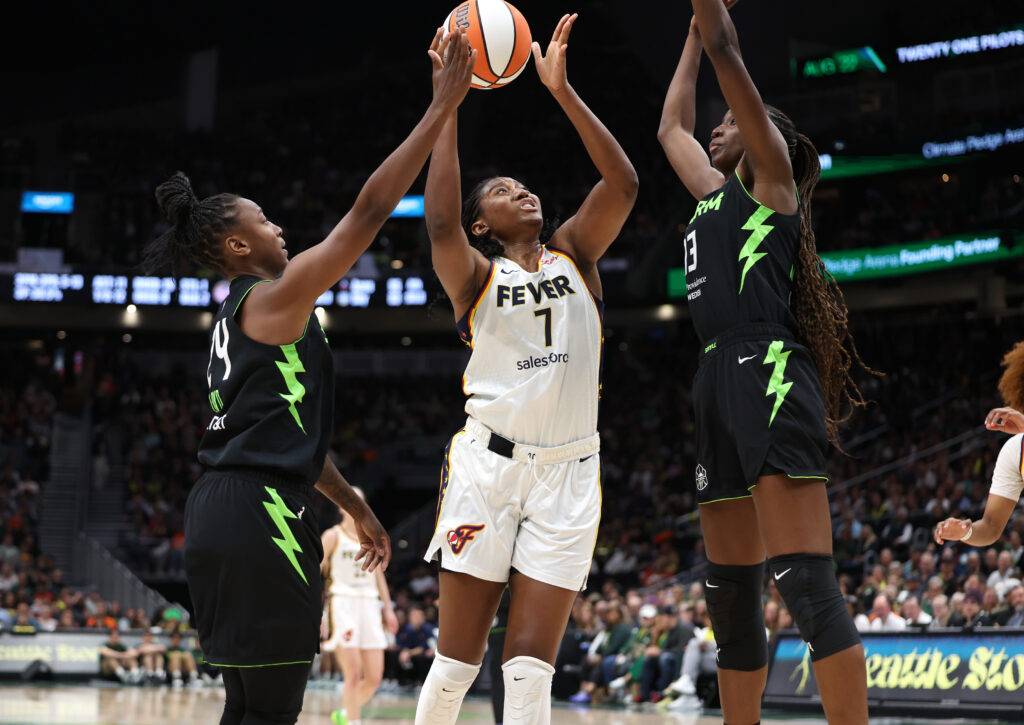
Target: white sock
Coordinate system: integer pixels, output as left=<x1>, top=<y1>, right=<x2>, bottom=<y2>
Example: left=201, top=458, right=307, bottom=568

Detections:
left=502, top=656, right=554, bottom=725
left=413, top=652, right=480, bottom=725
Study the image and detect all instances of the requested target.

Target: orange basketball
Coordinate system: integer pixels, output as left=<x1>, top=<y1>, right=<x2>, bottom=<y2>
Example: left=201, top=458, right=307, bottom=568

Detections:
left=443, top=0, right=532, bottom=90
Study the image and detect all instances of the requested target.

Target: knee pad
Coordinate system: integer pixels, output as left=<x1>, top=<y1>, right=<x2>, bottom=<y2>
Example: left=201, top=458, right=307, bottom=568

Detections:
left=704, top=560, right=768, bottom=671
left=413, top=653, right=480, bottom=725
left=502, top=656, right=554, bottom=725
left=768, top=553, right=861, bottom=662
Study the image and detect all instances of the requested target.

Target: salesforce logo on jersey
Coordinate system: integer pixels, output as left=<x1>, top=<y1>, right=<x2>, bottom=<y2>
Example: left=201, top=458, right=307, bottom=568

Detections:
left=516, top=352, right=570, bottom=371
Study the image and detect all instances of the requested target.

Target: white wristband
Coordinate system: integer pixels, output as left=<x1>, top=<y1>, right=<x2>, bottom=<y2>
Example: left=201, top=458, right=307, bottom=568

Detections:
left=961, top=523, right=974, bottom=543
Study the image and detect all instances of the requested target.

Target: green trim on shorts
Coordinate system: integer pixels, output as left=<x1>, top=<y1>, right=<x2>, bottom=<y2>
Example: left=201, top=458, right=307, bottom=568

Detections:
left=207, top=659, right=312, bottom=668
left=748, top=473, right=830, bottom=493
left=698, top=493, right=753, bottom=505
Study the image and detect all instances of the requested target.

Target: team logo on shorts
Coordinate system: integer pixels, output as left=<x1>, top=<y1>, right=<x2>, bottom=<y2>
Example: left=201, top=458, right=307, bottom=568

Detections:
left=447, top=524, right=485, bottom=555
left=343, top=629, right=354, bottom=643
left=696, top=464, right=709, bottom=491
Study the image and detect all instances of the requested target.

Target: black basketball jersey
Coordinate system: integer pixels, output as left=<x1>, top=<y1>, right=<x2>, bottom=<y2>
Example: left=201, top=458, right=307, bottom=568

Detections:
left=197, top=275, right=334, bottom=484
left=682, top=173, right=800, bottom=344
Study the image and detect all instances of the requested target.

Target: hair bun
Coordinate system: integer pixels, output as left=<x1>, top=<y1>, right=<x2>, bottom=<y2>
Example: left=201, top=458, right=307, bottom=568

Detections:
left=155, top=172, right=198, bottom=226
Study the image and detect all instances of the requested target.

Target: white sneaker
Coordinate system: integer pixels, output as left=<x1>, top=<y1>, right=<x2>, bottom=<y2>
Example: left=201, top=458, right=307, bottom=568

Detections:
left=668, top=694, right=702, bottom=711
left=608, top=675, right=627, bottom=691
left=669, top=673, right=696, bottom=695
left=172, top=678, right=184, bottom=689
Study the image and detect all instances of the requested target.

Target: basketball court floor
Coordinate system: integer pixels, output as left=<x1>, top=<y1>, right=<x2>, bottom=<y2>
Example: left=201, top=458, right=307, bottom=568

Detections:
left=0, top=685, right=1001, bottom=725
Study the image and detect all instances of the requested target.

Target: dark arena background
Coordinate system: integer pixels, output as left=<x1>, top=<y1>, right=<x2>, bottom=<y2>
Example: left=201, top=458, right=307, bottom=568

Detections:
left=1, top=0, right=1023, bottom=722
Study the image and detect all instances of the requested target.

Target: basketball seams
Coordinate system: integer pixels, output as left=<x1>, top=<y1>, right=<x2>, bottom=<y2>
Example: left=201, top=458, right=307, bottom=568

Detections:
left=472, top=0, right=500, bottom=85
left=445, top=0, right=531, bottom=89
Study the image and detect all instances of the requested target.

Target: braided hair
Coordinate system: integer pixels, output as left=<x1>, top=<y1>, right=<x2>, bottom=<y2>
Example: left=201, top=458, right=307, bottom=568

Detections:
left=764, top=106, right=879, bottom=445
left=461, top=177, right=558, bottom=259
left=998, top=340, right=1024, bottom=411
left=142, top=172, right=240, bottom=274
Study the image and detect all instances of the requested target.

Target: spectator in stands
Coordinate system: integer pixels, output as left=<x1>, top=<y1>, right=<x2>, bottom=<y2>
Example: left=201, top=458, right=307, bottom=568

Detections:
left=0, top=563, right=16, bottom=591
left=99, top=628, right=141, bottom=683
left=11, top=602, right=39, bottom=634
left=86, top=602, right=118, bottom=630
left=638, top=605, right=691, bottom=703
left=166, top=629, right=200, bottom=687
left=607, top=604, right=657, bottom=700
left=137, top=629, right=167, bottom=683
left=857, top=594, right=906, bottom=632
left=569, top=603, right=633, bottom=704
left=900, top=596, right=932, bottom=628
left=34, top=601, right=58, bottom=632
left=929, top=595, right=952, bottom=628
left=58, top=609, right=78, bottom=629
left=987, top=550, right=1018, bottom=593
left=948, top=591, right=992, bottom=628
left=395, top=606, right=434, bottom=685
left=998, top=585, right=1024, bottom=627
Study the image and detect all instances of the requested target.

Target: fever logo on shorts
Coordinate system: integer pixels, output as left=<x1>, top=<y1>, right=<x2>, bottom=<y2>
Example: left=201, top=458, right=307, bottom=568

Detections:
left=343, top=629, right=354, bottom=643
left=696, top=464, right=709, bottom=491
left=447, top=524, right=485, bottom=555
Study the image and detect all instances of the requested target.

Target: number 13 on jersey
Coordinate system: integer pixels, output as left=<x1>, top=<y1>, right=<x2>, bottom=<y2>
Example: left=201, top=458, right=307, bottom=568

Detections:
left=685, top=230, right=698, bottom=273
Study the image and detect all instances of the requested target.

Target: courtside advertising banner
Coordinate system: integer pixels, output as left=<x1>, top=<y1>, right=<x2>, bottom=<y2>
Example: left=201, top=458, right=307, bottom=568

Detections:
left=765, top=628, right=1024, bottom=719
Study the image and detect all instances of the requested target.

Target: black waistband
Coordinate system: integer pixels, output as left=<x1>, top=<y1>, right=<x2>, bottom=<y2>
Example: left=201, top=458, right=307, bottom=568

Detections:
left=700, top=323, right=796, bottom=359
left=203, top=466, right=314, bottom=494
left=487, top=432, right=516, bottom=459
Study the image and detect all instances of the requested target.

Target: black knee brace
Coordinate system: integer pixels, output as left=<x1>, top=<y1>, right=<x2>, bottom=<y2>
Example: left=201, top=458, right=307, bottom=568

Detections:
left=767, top=553, right=860, bottom=662
left=704, top=560, right=768, bottom=671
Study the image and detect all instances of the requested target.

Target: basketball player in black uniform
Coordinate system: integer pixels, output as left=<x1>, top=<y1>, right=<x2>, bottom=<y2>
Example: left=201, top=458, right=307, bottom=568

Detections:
left=142, top=30, right=475, bottom=725
left=658, top=2, right=873, bottom=723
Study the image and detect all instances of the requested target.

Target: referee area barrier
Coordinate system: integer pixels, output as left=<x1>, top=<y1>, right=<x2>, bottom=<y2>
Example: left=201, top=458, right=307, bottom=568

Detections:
left=765, top=627, right=1024, bottom=719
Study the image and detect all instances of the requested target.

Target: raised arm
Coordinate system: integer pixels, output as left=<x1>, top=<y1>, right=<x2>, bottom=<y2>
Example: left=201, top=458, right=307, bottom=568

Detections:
left=691, top=0, right=794, bottom=207
left=424, top=112, right=492, bottom=319
left=657, top=15, right=725, bottom=200
left=315, top=456, right=391, bottom=572
left=245, top=30, right=476, bottom=342
left=538, top=15, right=638, bottom=292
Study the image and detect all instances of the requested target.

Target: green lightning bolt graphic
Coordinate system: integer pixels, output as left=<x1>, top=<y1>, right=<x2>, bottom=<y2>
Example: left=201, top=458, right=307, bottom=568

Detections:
left=763, top=340, right=793, bottom=427
left=738, top=205, right=775, bottom=293
left=262, top=486, right=308, bottom=585
left=276, top=343, right=307, bottom=434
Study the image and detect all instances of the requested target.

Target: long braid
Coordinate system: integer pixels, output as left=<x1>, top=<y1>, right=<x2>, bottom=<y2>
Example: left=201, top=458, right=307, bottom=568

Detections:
left=142, top=172, right=240, bottom=274
left=766, top=106, right=881, bottom=445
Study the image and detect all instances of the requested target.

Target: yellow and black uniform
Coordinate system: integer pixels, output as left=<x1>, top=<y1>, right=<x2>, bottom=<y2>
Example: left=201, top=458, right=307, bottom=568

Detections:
left=185, top=275, right=332, bottom=667
left=684, top=174, right=827, bottom=504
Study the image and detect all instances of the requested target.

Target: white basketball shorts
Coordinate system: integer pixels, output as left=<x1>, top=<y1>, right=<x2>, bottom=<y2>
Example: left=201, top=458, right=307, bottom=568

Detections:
left=424, top=419, right=602, bottom=592
left=324, top=595, right=387, bottom=650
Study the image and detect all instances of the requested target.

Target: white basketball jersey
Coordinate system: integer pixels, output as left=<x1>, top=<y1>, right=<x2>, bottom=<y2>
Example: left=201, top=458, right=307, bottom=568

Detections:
left=991, top=434, right=1024, bottom=503
left=327, top=526, right=377, bottom=598
left=458, top=247, right=603, bottom=447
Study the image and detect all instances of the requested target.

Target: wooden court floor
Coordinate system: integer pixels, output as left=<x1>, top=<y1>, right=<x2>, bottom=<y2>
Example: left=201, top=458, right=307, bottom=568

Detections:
left=0, top=684, right=829, bottom=725
left=0, top=684, right=985, bottom=724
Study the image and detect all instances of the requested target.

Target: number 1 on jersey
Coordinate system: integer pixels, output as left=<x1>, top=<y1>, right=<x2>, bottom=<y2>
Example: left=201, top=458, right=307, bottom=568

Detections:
left=534, top=307, right=553, bottom=347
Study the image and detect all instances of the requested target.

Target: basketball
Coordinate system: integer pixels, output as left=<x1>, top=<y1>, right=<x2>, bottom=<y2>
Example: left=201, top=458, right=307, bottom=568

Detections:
left=443, top=0, right=532, bottom=89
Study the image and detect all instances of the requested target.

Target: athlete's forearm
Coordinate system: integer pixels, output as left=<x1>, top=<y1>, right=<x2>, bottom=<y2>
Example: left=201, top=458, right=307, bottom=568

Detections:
left=424, top=113, right=462, bottom=241
left=550, top=85, right=637, bottom=196
left=659, top=24, right=702, bottom=137
left=315, top=456, right=372, bottom=520
left=692, top=0, right=739, bottom=57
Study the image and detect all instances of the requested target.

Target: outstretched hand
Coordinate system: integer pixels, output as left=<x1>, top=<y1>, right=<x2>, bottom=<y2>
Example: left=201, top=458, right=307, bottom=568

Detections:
left=533, top=13, right=577, bottom=94
left=429, top=27, right=477, bottom=111
left=985, top=407, right=1024, bottom=434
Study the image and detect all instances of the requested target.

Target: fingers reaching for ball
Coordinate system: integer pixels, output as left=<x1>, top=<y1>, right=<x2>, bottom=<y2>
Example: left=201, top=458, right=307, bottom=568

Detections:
left=430, top=27, right=476, bottom=111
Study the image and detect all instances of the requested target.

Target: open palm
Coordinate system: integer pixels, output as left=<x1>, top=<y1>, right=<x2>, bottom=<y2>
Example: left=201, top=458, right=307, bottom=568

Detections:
left=533, top=13, right=577, bottom=93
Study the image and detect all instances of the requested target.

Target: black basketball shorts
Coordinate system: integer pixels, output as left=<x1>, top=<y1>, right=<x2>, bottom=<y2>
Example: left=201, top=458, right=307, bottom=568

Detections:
left=692, top=323, right=829, bottom=505
left=184, top=468, right=324, bottom=667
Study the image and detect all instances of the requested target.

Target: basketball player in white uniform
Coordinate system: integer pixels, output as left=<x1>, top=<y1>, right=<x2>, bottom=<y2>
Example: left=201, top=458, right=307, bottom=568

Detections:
left=414, top=14, right=637, bottom=725
left=321, top=488, right=398, bottom=725
left=936, top=342, right=1024, bottom=547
